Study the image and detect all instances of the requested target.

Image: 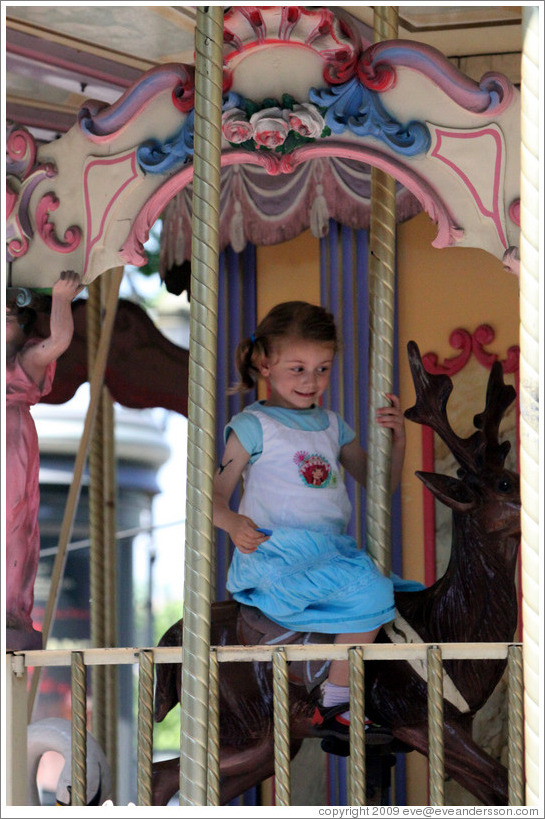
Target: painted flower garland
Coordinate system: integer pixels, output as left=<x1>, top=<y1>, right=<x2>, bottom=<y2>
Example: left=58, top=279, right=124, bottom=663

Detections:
left=222, top=93, right=331, bottom=154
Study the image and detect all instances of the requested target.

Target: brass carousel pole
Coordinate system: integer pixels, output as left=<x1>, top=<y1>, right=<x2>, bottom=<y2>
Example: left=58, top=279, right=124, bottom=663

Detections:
left=366, top=6, right=399, bottom=577
left=87, top=270, right=121, bottom=795
left=179, top=5, right=224, bottom=805
left=86, top=278, right=106, bottom=737
left=519, top=6, right=540, bottom=807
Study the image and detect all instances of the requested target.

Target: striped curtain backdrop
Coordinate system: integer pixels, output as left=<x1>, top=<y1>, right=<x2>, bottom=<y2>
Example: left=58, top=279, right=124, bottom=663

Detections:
left=320, top=220, right=405, bottom=808
left=320, top=221, right=403, bottom=577
left=214, top=243, right=258, bottom=601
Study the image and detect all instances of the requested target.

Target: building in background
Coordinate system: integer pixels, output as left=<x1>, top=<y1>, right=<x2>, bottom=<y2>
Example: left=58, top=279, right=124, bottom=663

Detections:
left=30, top=281, right=190, bottom=802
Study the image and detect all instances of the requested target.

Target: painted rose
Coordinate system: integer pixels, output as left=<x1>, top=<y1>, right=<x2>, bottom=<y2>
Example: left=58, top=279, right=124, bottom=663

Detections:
left=286, top=103, right=325, bottom=138
left=250, top=107, right=289, bottom=149
left=222, top=109, right=253, bottom=144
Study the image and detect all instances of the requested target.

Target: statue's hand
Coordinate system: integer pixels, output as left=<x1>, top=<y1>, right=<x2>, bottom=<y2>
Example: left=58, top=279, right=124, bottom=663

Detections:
left=53, top=270, right=84, bottom=300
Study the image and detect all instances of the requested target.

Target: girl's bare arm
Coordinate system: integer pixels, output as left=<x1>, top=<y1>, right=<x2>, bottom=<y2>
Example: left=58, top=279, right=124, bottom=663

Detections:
left=213, top=432, right=269, bottom=554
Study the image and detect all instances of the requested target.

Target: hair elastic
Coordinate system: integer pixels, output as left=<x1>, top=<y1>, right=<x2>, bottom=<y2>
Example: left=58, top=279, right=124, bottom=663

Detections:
left=250, top=333, right=256, bottom=344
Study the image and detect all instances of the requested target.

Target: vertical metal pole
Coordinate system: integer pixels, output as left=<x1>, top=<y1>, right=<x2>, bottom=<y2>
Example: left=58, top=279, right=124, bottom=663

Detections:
left=179, top=5, right=224, bottom=806
left=519, top=5, right=541, bottom=808
left=507, top=644, right=525, bottom=805
left=87, top=278, right=106, bottom=748
left=101, top=275, right=119, bottom=795
left=6, top=655, right=28, bottom=806
left=137, top=650, right=154, bottom=806
left=366, top=6, right=399, bottom=576
left=207, top=649, right=221, bottom=805
left=427, top=646, right=445, bottom=806
left=272, top=648, right=291, bottom=806
left=71, top=651, right=88, bottom=806
left=88, top=270, right=120, bottom=795
left=348, top=646, right=367, bottom=806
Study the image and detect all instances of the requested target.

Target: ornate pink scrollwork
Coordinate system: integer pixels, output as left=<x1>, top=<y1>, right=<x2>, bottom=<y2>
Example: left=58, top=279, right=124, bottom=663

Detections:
left=78, top=65, right=196, bottom=142
left=6, top=161, right=58, bottom=262
left=223, top=5, right=357, bottom=85
left=508, top=198, right=520, bottom=227
left=6, top=183, right=18, bottom=221
left=423, top=328, right=472, bottom=375
left=357, top=46, right=397, bottom=92
left=472, top=324, right=501, bottom=369
left=359, top=40, right=515, bottom=115
left=6, top=125, right=37, bottom=178
left=7, top=219, right=30, bottom=260
left=423, top=325, right=519, bottom=376
left=35, top=193, right=82, bottom=254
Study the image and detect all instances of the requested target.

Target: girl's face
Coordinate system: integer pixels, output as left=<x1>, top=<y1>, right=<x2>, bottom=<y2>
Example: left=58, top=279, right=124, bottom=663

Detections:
left=258, top=338, right=335, bottom=410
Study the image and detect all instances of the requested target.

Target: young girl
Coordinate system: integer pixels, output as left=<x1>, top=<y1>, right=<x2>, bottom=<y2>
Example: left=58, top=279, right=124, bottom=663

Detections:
left=213, top=301, right=406, bottom=747
left=6, top=270, right=83, bottom=649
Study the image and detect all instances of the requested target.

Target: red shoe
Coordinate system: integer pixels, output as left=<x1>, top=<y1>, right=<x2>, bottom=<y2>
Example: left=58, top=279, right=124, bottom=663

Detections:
left=311, top=703, right=350, bottom=741
left=312, top=704, right=394, bottom=749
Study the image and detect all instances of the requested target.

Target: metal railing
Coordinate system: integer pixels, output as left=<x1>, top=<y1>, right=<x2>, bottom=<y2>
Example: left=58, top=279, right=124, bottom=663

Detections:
left=7, top=640, right=524, bottom=807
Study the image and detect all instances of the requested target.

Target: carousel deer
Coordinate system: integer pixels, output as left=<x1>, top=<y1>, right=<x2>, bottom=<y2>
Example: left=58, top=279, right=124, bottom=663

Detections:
left=152, top=341, right=521, bottom=805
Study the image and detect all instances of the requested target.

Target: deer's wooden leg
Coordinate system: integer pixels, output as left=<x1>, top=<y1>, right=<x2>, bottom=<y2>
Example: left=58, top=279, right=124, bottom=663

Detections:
left=152, top=757, right=181, bottom=806
left=220, top=737, right=302, bottom=804
left=392, top=721, right=508, bottom=806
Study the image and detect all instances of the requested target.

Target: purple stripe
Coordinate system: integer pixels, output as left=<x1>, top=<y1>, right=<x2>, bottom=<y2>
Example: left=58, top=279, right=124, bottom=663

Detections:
left=215, top=243, right=257, bottom=601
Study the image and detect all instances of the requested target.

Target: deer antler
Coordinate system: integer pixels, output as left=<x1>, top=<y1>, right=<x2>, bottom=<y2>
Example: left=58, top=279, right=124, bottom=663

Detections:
left=405, top=340, right=484, bottom=476
left=473, top=361, right=516, bottom=470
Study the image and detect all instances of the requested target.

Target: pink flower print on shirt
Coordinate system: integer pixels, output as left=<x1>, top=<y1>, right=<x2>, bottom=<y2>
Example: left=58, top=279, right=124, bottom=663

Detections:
left=293, top=451, right=336, bottom=488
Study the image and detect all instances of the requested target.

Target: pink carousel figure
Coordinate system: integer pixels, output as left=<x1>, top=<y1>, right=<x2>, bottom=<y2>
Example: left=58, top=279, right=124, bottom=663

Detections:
left=5, top=270, right=83, bottom=650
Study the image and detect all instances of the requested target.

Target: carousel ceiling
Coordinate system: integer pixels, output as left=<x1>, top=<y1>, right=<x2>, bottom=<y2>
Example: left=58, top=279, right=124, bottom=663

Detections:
left=5, top=5, right=523, bottom=142
left=5, top=5, right=523, bottom=290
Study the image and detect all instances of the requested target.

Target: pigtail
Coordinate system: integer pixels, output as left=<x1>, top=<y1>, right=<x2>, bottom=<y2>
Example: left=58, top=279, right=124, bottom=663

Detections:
left=230, top=335, right=261, bottom=394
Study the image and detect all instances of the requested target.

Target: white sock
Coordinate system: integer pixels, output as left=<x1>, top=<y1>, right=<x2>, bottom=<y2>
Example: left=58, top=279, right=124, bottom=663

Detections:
left=322, top=682, right=350, bottom=720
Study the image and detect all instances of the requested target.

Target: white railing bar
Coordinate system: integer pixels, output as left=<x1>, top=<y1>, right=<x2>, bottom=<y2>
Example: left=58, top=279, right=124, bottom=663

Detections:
left=13, top=641, right=521, bottom=669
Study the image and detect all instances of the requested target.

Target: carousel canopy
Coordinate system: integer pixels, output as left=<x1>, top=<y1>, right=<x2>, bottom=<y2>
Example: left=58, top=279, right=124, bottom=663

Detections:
left=5, top=5, right=523, bottom=289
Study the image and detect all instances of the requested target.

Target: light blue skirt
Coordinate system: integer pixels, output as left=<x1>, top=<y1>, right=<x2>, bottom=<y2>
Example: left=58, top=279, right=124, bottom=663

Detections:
left=227, top=526, right=396, bottom=634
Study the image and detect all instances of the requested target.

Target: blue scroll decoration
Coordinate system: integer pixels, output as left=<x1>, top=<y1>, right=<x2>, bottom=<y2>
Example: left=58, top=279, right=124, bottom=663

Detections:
left=223, top=90, right=246, bottom=112
left=309, top=77, right=430, bottom=156
left=136, top=93, right=245, bottom=174
left=137, top=109, right=195, bottom=173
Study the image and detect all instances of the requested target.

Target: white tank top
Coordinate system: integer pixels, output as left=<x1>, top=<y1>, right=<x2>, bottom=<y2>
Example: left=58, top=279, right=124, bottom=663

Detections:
left=238, top=408, right=352, bottom=534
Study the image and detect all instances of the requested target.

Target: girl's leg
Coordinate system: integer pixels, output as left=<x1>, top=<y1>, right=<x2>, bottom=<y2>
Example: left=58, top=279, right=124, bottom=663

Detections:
left=328, top=628, right=381, bottom=686
left=312, top=627, right=391, bottom=749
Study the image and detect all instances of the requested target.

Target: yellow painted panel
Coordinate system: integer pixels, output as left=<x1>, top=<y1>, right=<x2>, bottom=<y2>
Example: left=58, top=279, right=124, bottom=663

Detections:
left=256, top=230, right=321, bottom=321
left=397, top=213, right=519, bottom=586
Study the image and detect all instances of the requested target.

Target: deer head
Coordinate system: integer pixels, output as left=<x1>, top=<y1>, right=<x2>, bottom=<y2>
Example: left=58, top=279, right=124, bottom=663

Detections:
left=404, top=341, right=520, bottom=539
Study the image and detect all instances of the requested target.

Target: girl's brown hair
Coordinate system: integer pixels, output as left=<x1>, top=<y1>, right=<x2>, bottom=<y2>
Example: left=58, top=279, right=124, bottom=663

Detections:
left=232, top=301, right=338, bottom=393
